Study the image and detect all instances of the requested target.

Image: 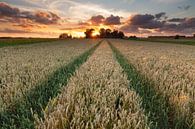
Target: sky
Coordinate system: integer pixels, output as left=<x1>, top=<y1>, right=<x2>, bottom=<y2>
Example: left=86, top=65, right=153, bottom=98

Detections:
left=0, top=0, right=195, bottom=38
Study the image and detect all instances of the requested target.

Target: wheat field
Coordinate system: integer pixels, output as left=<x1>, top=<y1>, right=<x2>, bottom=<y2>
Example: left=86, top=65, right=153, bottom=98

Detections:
left=0, top=39, right=194, bottom=129
left=0, top=39, right=96, bottom=112
left=110, top=39, right=195, bottom=128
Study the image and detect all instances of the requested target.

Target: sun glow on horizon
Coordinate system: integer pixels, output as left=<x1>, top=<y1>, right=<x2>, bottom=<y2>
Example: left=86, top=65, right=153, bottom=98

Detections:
left=71, top=31, right=85, bottom=38
left=92, top=30, right=100, bottom=37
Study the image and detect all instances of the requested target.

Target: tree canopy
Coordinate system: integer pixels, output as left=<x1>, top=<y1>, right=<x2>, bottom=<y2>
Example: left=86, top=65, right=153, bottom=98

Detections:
left=84, top=28, right=125, bottom=39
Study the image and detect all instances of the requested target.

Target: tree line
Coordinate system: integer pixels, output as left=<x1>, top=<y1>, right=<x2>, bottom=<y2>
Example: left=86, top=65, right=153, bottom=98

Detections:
left=85, top=28, right=125, bottom=39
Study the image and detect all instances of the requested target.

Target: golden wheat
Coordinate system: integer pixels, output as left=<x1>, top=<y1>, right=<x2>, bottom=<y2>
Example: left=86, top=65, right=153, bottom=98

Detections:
left=0, top=39, right=96, bottom=112
left=111, top=39, right=195, bottom=126
left=36, top=41, right=149, bottom=129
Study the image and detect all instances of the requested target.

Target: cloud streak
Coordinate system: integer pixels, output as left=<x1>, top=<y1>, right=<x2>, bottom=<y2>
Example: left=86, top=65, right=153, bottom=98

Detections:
left=0, top=28, right=31, bottom=33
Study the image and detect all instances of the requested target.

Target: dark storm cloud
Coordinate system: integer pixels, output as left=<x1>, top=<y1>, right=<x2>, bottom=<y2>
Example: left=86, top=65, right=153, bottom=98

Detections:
left=104, top=15, right=121, bottom=25
left=0, top=2, right=61, bottom=25
left=120, top=13, right=195, bottom=34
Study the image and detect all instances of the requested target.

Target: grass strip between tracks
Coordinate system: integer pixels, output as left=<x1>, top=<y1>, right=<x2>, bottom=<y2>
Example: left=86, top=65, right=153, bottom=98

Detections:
left=108, top=41, right=170, bottom=129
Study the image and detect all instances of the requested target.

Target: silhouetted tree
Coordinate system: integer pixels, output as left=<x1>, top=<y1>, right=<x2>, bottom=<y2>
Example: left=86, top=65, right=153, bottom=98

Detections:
left=59, top=33, right=72, bottom=39
left=128, top=36, right=137, bottom=39
left=99, top=28, right=106, bottom=38
left=105, top=29, right=112, bottom=38
left=86, top=28, right=125, bottom=39
left=111, top=30, right=119, bottom=38
left=85, top=29, right=95, bottom=38
left=118, top=31, right=125, bottom=39
left=175, top=35, right=180, bottom=39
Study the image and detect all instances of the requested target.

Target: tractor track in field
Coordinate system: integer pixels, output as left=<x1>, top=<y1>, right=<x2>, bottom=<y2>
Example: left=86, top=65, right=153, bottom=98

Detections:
left=108, top=40, right=191, bottom=129
left=0, top=41, right=101, bottom=129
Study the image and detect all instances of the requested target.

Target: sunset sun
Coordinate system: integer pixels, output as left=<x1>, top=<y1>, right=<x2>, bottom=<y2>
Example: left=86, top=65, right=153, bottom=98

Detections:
left=91, top=30, right=100, bottom=37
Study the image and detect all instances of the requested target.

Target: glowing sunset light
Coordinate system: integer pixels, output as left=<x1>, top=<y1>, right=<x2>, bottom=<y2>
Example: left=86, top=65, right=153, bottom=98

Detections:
left=0, top=0, right=194, bottom=38
left=91, top=30, right=100, bottom=37
left=71, top=31, right=85, bottom=38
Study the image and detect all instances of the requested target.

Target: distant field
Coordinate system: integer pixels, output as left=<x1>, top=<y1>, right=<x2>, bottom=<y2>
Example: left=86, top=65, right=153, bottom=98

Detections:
left=129, top=38, right=195, bottom=45
left=0, top=38, right=59, bottom=47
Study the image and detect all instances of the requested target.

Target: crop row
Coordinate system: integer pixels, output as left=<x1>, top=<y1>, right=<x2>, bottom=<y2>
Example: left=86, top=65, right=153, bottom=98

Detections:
left=0, top=39, right=96, bottom=112
left=0, top=40, right=100, bottom=128
left=36, top=41, right=149, bottom=129
left=110, top=39, right=195, bottom=128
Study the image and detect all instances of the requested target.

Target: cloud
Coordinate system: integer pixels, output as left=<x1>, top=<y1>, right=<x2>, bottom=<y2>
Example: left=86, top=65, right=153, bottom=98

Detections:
left=155, top=12, right=166, bottom=19
left=104, top=15, right=121, bottom=25
left=13, top=22, right=44, bottom=29
left=130, top=14, right=155, bottom=25
left=90, top=15, right=105, bottom=25
left=0, top=28, right=31, bottom=33
left=60, top=26, right=84, bottom=31
left=33, top=11, right=60, bottom=24
left=45, top=0, right=131, bottom=21
left=168, top=18, right=186, bottom=22
left=120, top=13, right=195, bottom=35
left=123, top=14, right=164, bottom=30
left=85, top=14, right=121, bottom=26
left=0, top=2, right=61, bottom=25
left=0, top=2, right=20, bottom=17
left=161, top=18, right=195, bottom=34
left=78, top=21, right=90, bottom=26
left=178, top=5, right=191, bottom=11
left=120, top=14, right=163, bottom=34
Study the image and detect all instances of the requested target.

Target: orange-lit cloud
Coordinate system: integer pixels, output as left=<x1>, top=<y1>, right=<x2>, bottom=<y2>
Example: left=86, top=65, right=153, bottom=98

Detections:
left=0, top=2, right=61, bottom=25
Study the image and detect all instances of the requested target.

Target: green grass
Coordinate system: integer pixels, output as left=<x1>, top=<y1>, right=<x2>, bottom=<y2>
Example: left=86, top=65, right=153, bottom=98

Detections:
left=128, top=38, right=195, bottom=46
left=0, top=41, right=101, bottom=129
left=0, top=38, right=59, bottom=47
left=108, top=40, right=191, bottom=129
